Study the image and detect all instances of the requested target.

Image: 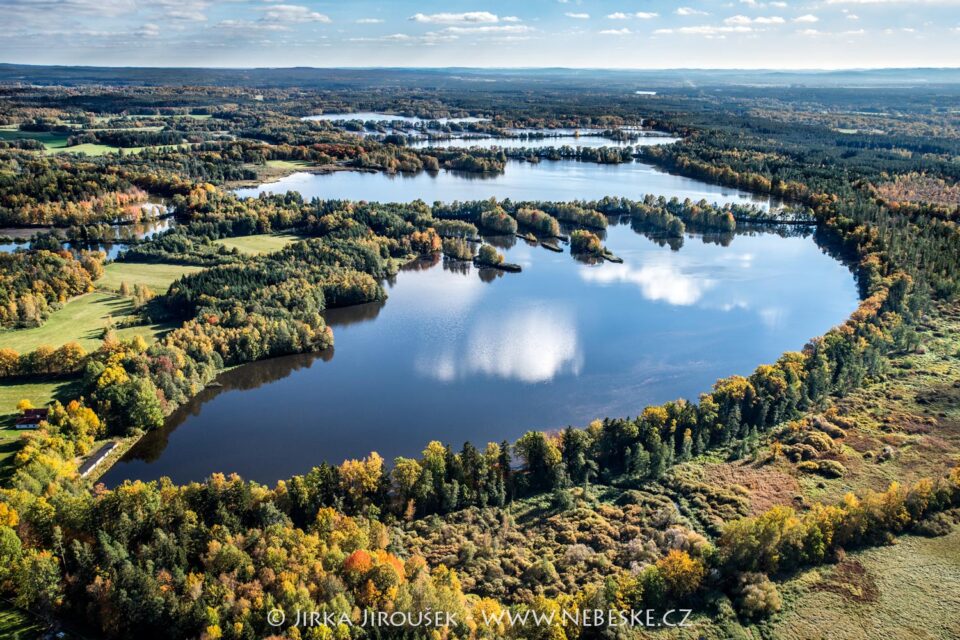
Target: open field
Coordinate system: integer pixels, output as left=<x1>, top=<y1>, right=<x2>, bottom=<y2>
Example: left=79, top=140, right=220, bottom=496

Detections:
left=0, top=379, right=80, bottom=423
left=0, top=127, right=190, bottom=155
left=122, top=113, right=213, bottom=120
left=0, top=291, right=133, bottom=352
left=47, top=143, right=190, bottom=156
left=0, top=262, right=201, bottom=353
left=265, top=159, right=316, bottom=171
left=768, top=528, right=960, bottom=640
left=0, top=127, right=70, bottom=149
left=0, top=291, right=184, bottom=353
left=99, top=261, right=202, bottom=292
left=214, top=232, right=303, bottom=255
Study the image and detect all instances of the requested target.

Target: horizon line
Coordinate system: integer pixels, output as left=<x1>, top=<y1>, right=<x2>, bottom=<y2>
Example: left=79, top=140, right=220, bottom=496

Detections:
left=2, top=62, right=960, bottom=73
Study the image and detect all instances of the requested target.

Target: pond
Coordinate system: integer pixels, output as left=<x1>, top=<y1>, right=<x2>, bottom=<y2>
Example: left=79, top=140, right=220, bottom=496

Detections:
left=102, top=220, right=858, bottom=486
left=0, top=209, right=175, bottom=258
left=234, top=159, right=772, bottom=208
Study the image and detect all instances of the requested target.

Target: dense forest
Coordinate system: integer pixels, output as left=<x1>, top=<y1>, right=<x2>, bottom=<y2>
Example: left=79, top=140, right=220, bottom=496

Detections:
left=0, top=77, right=958, bottom=640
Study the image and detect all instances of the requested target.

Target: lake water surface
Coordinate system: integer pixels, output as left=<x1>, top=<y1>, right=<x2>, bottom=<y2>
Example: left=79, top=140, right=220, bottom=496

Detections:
left=1, top=215, right=176, bottom=258
left=303, top=112, right=487, bottom=124
left=103, top=220, right=858, bottom=486
left=235, top=160, right=771, bottom=208
left=408, top=134, right=678, bottom=150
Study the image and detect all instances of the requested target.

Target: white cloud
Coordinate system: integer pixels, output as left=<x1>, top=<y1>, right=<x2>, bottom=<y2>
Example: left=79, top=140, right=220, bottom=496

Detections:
left=156, top=0, right=208, bottom=22
left=794, top=14, right=819, bottom=22
left=566, top=12, right=590, bottom=19
left=384, top=33, right=414, bottom=41
left=4, top=0, right=137, bottom=18
left=599, top=27, right=632, bottom=35
left=725, top=15, right=785, bottom=25
left=165, top=10, right=206, bottom=22
left=136, top=23, right=160, bottom=37
left=260, top=5, right=331, bottom=25
left=441, top=24, right=533, bottom=35
left=216, top=19, right=288, bottom=32
left=798, top=27, right=867, bottom=36
left=355, top=18, right=384, bottom=24
left=657, top=25, right=754, bottom=35
left=502, top=16, right=521, bottom=22
left=676, top=7, right=709, bottom=16
left=607, top=11, right=658, bottom=19
left=410, top=11, right=499, bottom=24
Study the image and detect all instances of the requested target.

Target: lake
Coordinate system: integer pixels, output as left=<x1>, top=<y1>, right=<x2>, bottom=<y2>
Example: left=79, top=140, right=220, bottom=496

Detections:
left=102, top=220, right=858, bottom=486
left=235, top=159, right=772, bottom=208
left=408, top=134, right=679, bottom=150
left=303, top=112, right=488, bottom=124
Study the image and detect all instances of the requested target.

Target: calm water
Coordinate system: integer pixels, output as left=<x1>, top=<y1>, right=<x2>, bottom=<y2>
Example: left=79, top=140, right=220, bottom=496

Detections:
left=235, top=160, right=771, bottom=207
left=103, top=222, right=858, bottom=486
left=303, top=112, right=487, bottom=124
left=0, top=216, right=176, bottom=258
left=409, top=134, right=679, bottom=150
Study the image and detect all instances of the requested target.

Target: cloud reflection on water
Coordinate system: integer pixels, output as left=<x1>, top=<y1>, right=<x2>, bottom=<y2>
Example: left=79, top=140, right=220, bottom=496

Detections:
left=417, top=305, right=582, bottom=383
left=578, top=262, right=712, bottom=306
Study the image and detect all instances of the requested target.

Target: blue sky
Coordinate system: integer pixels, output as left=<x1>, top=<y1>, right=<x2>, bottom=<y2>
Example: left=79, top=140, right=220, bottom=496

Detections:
left=3, top=0, right=959, bottom=68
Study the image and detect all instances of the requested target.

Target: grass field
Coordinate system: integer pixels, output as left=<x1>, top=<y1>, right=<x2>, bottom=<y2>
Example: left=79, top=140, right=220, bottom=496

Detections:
left=99, top=261, right=202, bottom=292
left=767, top=528, right=960, bottom=639
left=265, top=159, right=316, bottom=170
left=0, top=127, right=70, bottom=150
left=0, top=262, right=202, bottom=353
left=0, top=127, right=188, bottom=156
left=47, top=143, right=190, bottom=157
left=0, top=292, right=133, bottom=353
left=214, top=232, right=303, bottom=255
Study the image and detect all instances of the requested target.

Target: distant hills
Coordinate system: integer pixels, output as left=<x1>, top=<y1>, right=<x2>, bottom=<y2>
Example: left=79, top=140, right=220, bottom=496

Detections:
left=2, top=63, right=959, bottom=89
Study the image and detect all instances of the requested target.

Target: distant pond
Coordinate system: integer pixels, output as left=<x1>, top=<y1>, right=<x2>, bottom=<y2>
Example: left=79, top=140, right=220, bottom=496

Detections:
left=103, top=220, right=858, bottom=486
left=0, top=202, right=175, bottom=258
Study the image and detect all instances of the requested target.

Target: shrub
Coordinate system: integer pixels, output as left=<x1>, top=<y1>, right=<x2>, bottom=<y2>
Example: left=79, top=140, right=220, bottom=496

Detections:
left=817, top=460, right=846, bottom=478
left=442, top=237, right=475, bottom=261
left=476, top=244, right=504, bottom=266
left=479, top=208, right=518, bottom=235
left=570, top=230, right=602, bottom=255
left=736, top=572, right=782, bottom=619
left=913, top=511, right=955, bottom=537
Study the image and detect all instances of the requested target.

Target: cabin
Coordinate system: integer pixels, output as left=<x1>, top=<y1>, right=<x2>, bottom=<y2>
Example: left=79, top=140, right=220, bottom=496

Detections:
left=15, top=407, right=48, bottom=430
